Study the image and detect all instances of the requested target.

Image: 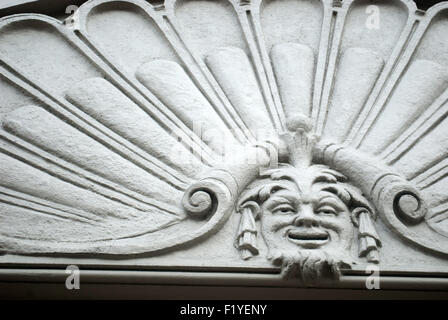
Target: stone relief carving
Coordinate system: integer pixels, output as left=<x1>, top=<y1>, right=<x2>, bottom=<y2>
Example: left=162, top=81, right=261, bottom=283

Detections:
left=0, top=0, right=447, bottom=282
left=234, top=120, right=381, bottom=283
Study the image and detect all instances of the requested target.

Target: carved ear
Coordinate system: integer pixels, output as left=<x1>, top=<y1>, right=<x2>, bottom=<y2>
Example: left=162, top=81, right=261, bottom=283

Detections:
left=321, top=180, right=382, bottom=264
left=235, top=201, right=260, bottom=260
left=312, top=142, right=448, bottom=259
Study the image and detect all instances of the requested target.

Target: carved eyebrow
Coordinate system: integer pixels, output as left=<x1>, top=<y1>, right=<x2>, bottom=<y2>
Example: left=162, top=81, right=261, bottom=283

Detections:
left=320, top=185, right=351, bottom=203
left=264, top=195, right=297, bottom=210
left=317, top=194, right=346, bottom=210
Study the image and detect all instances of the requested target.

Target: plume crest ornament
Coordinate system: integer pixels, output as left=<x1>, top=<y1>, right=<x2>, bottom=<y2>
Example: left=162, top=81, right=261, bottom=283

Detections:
left=0, top=0, right=446, bottom=279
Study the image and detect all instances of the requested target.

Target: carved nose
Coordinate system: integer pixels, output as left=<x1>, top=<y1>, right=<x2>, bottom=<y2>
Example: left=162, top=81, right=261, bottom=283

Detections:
left=294, top=206, right=319, bottom=228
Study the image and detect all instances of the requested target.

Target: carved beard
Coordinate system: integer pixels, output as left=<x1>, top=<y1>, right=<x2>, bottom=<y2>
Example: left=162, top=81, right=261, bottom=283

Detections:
left=268, top=249, right=353, bottom=285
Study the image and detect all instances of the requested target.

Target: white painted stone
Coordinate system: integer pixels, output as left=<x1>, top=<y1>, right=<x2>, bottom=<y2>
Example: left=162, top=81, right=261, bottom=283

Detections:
left=0, top=0, right=447, bottom=286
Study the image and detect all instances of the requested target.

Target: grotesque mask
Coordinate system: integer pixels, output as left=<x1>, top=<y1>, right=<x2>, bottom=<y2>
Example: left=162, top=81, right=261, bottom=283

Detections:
left=235, top=120, right=381, bottom=283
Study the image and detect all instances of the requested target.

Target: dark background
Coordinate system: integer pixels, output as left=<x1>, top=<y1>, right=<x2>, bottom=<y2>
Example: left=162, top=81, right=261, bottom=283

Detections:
left=0, top=0, right=446, bottom=17
left=418, top=0, right=446, bottom=9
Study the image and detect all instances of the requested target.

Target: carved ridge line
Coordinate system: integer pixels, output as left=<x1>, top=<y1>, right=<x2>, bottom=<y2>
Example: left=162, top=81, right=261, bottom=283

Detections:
left=0, top=192, right=99, bottom=225
left=105, top=0, right=252, bottom=144
left=72, top=30, right=216, bottom=166
left=0, top=213, right=179, bottom=242
left=369, top=173, right=402, bottom=198
left=323, top=48, right=385, bottom=142
left=381, top=92, right=448, bottom=163
left=311, top=0, right=335, bottom=127
left=237, top=6, right=283, bottom=132
left=0, top=61, right=190, bottom=190
left=0, top=12, right=212, bottom=170
left=349, top=15, right=429, bottom=148
left=67, top=7, right=218, bottom=160
left=0, top=187, right=101, bottom=224
left=345, top=15, right=419, bottom=145
left=428, top=203, right=448, bottom=223
left=245, top=5, right=286, bottom=131
left=160, top=15, right=253, bottom=144
left=133, top=0, right=256, bottom=143
left=415, top=158, right=448, bottom=189
left=0, top=132, right=181, bottom=216
left=314, top=6, right=342, bottom=135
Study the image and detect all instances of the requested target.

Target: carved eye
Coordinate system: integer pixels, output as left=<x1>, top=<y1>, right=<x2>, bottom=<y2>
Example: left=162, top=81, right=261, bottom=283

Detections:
left=272, top=205, right=295, bottom=215
left=316, top=205, right=338, bottom=216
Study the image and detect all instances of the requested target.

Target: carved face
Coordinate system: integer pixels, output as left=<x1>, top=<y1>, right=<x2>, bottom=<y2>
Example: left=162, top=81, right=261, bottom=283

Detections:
left=260, top=183, right=355, bottom=256
left=253, top=166, right=357, bottom=281
left=236, top=164, right=378, bottom=281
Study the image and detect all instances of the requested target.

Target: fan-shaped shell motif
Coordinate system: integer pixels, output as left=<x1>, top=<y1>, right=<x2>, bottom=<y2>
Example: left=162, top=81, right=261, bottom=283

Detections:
left=0, top=0, right=447, bottom=257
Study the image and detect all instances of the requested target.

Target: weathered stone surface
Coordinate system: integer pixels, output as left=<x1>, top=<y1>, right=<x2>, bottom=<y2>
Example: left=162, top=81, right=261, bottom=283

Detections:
left=0, top=0, right=447, bottom=286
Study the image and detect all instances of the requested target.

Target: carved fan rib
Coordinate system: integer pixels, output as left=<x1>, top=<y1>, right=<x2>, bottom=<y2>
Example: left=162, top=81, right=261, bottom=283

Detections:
left=321, top=0, right=414, bottom=140
left=271, top=43, right=315, bottom=120
left=313, top=4, right=348, bottom=135
left=83, top=1, right=181, bottom=78
left=205, top=47, right=275, bottom=137
left=429, top=202, right=448, bottom=223
left=78, top=0, right=250, bottom=146
left=0, top=15, right=215, bottom=166
left=66, top=77, right=206, bottom=177
left=0, top=73, right=38, bottom=115
left=0, top=151, right=177, bottom=222
left=381, top=89, right=448, bottom=163
left=359, top=59, right=448, bottom=154
left=166, top=0, right=267, bottom=141
left=250, top=2, right=286, bottom=131
left=0, top=61, right=193, bottom=190
left=323, top=47, right=384, bottom=143
left=234, top=4, right=285, bottom=131
left=0, top=0, right=447, bottom=263
left=3, top=106, right=183, bottom=205
left=258, top=0, right=326, bottom=125
left=0, top=202, right=176, bottom=243
left=0, top=132, right=179, bottom=214
left=0, top=19, right=102, bottom=94
left=136, top=59, right=238, bottom=154
left=415, top=158, right=448, bottom=188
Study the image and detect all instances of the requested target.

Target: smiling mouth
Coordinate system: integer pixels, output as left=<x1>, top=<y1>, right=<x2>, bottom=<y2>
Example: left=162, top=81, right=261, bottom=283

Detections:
left=286, top=230, right=329, bottom=248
